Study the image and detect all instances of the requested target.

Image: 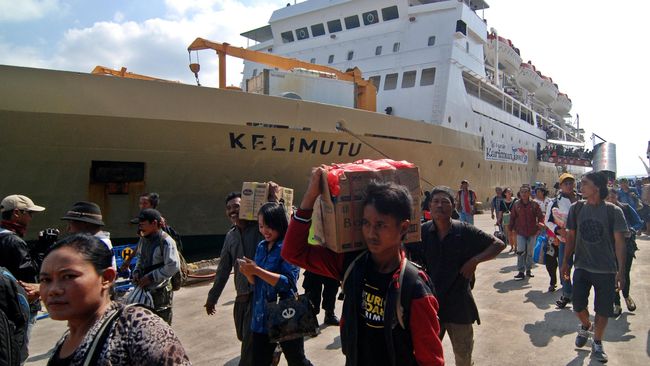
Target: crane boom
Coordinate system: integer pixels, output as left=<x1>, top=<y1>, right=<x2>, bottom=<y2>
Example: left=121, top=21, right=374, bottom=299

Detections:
left=187, top=37, right=376, bottom=112
left=91, top=66, right=175, bottom=82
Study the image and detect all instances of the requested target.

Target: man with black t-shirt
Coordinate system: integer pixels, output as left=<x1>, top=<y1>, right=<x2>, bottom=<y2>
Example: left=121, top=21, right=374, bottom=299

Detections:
left=406, top=187, right=505, bottom=366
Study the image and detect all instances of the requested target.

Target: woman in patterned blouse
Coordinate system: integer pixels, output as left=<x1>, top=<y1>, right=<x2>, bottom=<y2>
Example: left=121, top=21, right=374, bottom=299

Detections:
left=40, top=233, right=191, bottom=365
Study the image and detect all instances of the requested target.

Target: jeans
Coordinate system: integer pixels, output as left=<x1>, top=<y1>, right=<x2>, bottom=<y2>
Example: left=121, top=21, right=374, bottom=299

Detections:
left=558, top=242, right=573, bottom=299
left=459, top=212, right=474, bottom=225
left=516, top=235, right=536, bottom=272
left=439, top=322, right=474, bottom=366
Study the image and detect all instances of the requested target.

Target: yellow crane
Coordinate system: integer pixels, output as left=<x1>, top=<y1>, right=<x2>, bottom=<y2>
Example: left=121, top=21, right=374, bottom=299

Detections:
left=91, top=66, right=176, bottom=82
left=187, top=37, right=377, bottom=112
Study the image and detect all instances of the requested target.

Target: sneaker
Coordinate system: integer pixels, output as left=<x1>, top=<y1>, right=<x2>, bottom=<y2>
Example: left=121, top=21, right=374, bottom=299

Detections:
left=613, top=304, right=622, bottom=317
left=591, top=342, right=608, bottom=363
left=556, top=296, right=571, bottom=309
left=575, top=325, right=590, bottom=348
left=624, top=296, right=636, bottom=312
left=526, top=270, right=534, bottom=278
left=514, top=272, right=525, bottom=280
left=323, top=311, right=340, bottom=326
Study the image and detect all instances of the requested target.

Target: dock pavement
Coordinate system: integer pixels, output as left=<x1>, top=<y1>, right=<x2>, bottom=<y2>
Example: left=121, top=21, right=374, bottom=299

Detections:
left=25, top=213, right=650, bottom=365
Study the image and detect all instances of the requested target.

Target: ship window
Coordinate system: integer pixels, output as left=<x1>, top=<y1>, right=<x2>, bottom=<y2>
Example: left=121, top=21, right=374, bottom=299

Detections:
left=252, top=69, right=258, bottom=77
left=456, top=20, right=467, bottom=36
left=295, top=27, right=309, bottom=40
left=393, top=42, right=400, bottom=52
left=363, top=10, right=379, bottom=25
left=384, top=73, right=398, bottom=90
left=401, top=71, right=416, bottom=88
left=428, top=36, right=436, bottom=46
left=328, top=54, right=334, bottom=64
left=382, top=6, right=399, bottom=21
left=369, top=75, right=381, bottom=89
left=281, top=31, right=294, bottom=43
left=344, top=15, right=360, bottom=29
left=420, top=67, right=436, bottom=86
left=375, top=45, right=382, bottom=55
left=311, top=23, right=325, bottom=37
left=327, top=19, right=342, bottom=33
left=310, top=58, right=316, bottom=64
left=347, top=51, right=354, bottom=60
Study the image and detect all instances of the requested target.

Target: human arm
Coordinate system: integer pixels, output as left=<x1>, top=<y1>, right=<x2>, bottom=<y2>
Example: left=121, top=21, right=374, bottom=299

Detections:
left=613, top=231, right=626, bottom=291
left=560, top=229, right=576, bottom=281
left=459, top=227, right=506, bottom=279
left=409, top=278, right=444, bottom=366
left=205, top=235, right=235, bottom=315
left=625, top=205, right=644, bottom=232
left=508, top=203, right=517, bottom=232
left=281, top=168, right=345, bottom=279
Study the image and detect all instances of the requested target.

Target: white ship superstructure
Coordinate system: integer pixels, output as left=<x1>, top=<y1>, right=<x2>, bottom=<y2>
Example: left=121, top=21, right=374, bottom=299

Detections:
left=241, top=0, right=583, bottom=158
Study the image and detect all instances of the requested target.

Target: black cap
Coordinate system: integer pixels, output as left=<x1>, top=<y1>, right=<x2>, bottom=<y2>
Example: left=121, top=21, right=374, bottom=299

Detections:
left=138, top=208, right=162, bottom=223
left=61, top=201, right=105, bottom=226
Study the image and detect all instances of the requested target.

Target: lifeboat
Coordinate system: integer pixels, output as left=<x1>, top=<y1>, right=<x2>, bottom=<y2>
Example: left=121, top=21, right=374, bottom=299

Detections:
left=551, top=93, right=572, bottom=116
left=484, top=35, right=522, bottom=76
left=515, top=62, right=542, bottom=93
left=535, top=76, right=559, bottom=105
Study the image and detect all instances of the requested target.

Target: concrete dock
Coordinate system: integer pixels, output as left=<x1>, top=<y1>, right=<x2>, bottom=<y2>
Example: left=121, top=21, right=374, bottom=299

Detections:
left=25, top=213, right=650, bottom=365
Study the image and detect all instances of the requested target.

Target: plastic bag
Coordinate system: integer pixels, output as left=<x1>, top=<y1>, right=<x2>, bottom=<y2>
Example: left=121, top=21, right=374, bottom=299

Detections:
left=533, top=234, right=547, bottom=264
left=123, top=286, right=154, bottom=308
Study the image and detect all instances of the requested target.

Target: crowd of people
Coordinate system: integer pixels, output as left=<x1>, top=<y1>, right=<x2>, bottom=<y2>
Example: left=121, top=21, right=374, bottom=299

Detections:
left=1, top=168, right=648, bottom=365
left=537, top=145, right=594, bottom=162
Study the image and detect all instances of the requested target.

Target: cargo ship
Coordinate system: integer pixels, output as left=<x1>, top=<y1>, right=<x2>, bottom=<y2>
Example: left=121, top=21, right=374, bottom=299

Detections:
left=0, top=0, right=595, bottom=258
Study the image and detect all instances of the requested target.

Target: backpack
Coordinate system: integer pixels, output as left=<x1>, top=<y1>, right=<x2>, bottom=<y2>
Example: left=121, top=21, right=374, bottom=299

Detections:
left=0, top=267, right=30, bottom=366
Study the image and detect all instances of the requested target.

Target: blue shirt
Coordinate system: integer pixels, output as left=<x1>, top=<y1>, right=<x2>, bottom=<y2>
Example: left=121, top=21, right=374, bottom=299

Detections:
left=617, top=188, right=639, bottom=209
left=250, top=239, right=299, bottom=334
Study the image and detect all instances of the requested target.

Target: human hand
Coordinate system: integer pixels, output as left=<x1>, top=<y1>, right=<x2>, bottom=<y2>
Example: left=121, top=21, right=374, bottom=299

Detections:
left=238, top=257, right=258, bottom=284
left=615, top=271, right=625, bottom=292
left=205, top=301, right=216, bottom=315
left=18, top=281, right=40, bottom=303
left=560, top=263, right=570, bottom=282
left=459, top=258, right=478, bottom=279
left=268, top=181, right=281, bottom=202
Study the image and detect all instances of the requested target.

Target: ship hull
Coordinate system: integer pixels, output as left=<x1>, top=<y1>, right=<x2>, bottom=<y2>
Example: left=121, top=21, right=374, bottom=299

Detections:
left=0, top=65, right=572, bottom=255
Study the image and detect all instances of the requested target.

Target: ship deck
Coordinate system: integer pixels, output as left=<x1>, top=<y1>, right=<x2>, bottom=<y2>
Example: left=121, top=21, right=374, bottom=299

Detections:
left=25, top=213, right=650, bottom=365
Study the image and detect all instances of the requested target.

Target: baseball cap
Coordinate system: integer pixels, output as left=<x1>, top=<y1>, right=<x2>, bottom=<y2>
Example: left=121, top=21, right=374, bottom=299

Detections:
left=0, top=195, right=46, bottom=213
left=138, top=208, right=162, bottom=223
left=559, top=173, right=575, bottom=184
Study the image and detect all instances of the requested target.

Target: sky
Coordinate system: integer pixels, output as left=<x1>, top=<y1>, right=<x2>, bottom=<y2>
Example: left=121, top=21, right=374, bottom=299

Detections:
left=1, top=0, right=648, bottom=176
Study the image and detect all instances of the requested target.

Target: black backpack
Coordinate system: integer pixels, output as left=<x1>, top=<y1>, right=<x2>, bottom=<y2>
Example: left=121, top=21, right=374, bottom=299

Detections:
left=0, top=267, right=30, bottom=366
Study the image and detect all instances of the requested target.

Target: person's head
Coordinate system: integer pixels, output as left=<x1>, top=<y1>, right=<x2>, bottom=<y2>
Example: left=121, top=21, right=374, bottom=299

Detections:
left=257, top=202, right=288, bottom=244
left=558, top=173, right=576, bottom=195
left=361, top=181, right=412, bottom=255
left=519, top=185, right=531, bottom=201
left=495, top=187, right=503, bottom=195
left=581, top=171, right=608, bottom=200
left=61, top=201, right=104, bottom=235
left=535, top=187, right=547, bottom=200
left=619, top=178, right=629, bottom=190
left=460, top=180, right=469, bottom=191
left=39, top=234, right=116, bottom=322
left=225, top=192, right=242, bottom=226
left=137, top=208, right=163, bottom=237
left=606, top=188, right=619, bottom=204
left=0, top=194, right=45, bottom=227
left=139, top=193, right=160, bottom=210
left=502, top=187, right=513, bottom=199
left=429, top=186, right=455, bottom=221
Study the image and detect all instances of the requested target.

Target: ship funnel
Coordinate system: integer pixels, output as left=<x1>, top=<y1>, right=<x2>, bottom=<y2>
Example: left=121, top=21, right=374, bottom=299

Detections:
left=592, top=142, right=617, bottom=175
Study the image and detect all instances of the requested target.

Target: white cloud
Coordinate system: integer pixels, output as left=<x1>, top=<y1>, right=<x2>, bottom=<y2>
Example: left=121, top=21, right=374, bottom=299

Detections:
left=44, top=1, right=284, bottom=87
left=0, top=0, right=61, bottom=22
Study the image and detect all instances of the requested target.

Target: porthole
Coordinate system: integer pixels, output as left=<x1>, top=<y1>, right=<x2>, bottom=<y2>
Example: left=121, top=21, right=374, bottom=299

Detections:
left=460, top=161, right=464, bottom=168
left=477, top=163, right=481, bottom=169
left=511, top=136, right=513, bottom=141
left=510, top=166, right=513, bottom=170
left=491, top=130, right=494, bottom=136
left=501, top=133, right=504, bottom=138
left=448, top=116, right=452, bottom=124
left=518, top=139, right=521, bottom=144
left=438, top=160, right=444, bottom=167
left=479, top=126, right=482, bottom=132
left=464, top=121, right=468, bottom=128
left=490, top=164, right=493, bottom=170
left=501, top=166, right=504, bottom=170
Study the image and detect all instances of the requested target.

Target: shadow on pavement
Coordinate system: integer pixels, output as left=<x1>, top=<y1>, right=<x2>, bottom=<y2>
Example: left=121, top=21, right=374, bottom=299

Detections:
left=524, top=308, right=577, bottom=347
left=602, top=313, right=634, bottom=343
left=26, top=349, right=53, bottom=363
left=224, top=356, right=240, bottom=365
left=493, top=278, right=532, bottom=293
left=524, top=289, right=559, bottom=310
left=325, top=335, right=341, bottom=350
left=499, top=264, right=518, bottom=274
left=566, top=348, right=602, bottom=366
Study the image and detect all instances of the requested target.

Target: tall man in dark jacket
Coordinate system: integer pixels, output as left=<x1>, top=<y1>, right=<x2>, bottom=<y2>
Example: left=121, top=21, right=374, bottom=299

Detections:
left=406, top=186, right=505, bottom=366
left=204, top=192, right=262, bottom=366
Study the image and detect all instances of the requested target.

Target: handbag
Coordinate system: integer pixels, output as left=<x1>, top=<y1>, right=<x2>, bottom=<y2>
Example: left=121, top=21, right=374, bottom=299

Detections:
left=266, top=293, right=320, bottom=343
left=123, top=286, right=154, bottom=308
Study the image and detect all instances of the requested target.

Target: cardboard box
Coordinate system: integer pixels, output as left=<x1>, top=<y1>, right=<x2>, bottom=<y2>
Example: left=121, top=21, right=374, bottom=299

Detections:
left=239, top=182, right=294, bottom=220
left=312, top=164, right=421, bottom=253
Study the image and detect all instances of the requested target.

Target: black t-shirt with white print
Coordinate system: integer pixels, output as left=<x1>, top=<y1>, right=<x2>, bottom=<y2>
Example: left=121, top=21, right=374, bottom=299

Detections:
left=357, top=261, right=393, bottom=366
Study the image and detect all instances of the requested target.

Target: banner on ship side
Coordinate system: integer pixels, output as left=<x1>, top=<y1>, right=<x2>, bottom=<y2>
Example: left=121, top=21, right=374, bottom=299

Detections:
left=484, top=140, right=529, bottom=165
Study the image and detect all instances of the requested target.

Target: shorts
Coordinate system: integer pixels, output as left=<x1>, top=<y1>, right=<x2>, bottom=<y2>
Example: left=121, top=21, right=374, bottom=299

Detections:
left=572, top=268, right=615, bottom=317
